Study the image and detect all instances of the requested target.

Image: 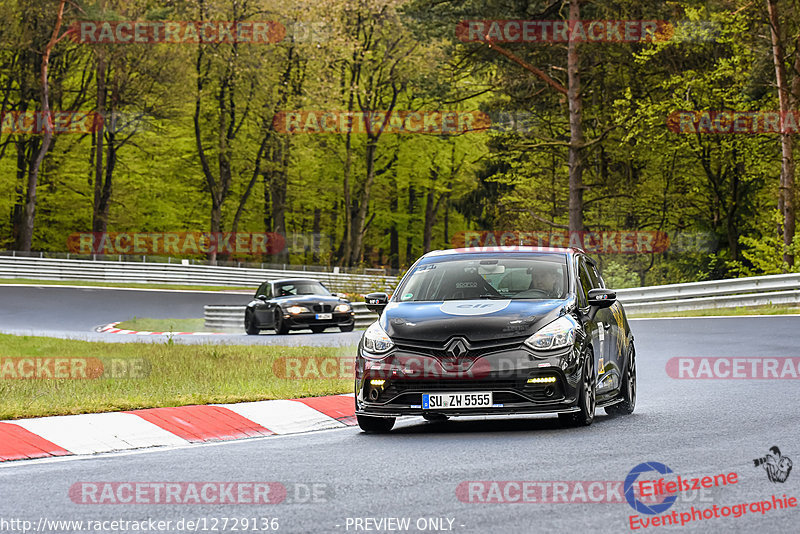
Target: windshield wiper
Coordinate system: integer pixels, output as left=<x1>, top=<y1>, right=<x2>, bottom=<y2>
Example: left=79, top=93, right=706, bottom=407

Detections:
left=478, top=294, right=506, bottom=299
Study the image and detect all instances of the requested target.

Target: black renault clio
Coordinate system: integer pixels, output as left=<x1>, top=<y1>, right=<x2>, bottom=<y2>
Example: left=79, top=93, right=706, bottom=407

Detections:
left=354, top=246, right=636, bottom=432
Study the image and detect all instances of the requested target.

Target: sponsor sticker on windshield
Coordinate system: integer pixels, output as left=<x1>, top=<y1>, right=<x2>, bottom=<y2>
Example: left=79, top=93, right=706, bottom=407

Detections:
left=439, top=300, right=511, bottom=316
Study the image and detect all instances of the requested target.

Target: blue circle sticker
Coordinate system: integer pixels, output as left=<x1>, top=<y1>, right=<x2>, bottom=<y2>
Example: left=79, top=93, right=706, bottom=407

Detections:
left=624, top=462, right=677, bottom=515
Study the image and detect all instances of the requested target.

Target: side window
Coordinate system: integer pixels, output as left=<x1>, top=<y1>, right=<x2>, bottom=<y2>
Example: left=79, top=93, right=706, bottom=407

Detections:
left=576, top=258, right=592, bottom=307
left=593, top=264, right=607, bottom=289
left=264, top=283, right=272, bottom=298
left=586, top=262, right=603, bottom=289
left=255, top=282, right=266, bottom=298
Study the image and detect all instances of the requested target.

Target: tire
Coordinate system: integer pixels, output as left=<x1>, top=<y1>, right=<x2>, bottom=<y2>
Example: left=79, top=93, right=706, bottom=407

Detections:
left=273, top=309, right=290, bottom=335
left=244, top=310, right=260, bottom=335
left=605, top=342, right=636, bottom=416
left=560, top=351, right=596, bottom=427
left=339, top=324, right=355, bottom=332
left=422, top=414, right=448, bottom=422
left=310, top=326, right=327, bottom=334
left=357, top=414, right=395, bottom=433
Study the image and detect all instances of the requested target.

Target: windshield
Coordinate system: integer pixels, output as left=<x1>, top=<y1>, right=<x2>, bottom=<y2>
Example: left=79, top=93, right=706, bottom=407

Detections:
left=274, top=281, right=331, bottom=297
left=394, top=255, right=569, bottom=302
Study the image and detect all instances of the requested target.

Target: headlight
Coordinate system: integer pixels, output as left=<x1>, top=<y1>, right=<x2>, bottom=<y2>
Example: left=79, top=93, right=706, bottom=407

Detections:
left=362, top=321, right=394, bottom=354
left=286, top=305, right=310, bottom=314
left=524, top=316, right=577, bottom=350
left=334, top=303, right=351, bottom=313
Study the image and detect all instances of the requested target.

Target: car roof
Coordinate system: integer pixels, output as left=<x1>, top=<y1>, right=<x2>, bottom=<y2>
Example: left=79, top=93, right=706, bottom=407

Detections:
left=422, top=246, right=584, bottom=258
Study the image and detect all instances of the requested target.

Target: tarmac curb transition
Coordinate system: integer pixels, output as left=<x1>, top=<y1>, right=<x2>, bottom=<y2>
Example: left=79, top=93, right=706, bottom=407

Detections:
left=0, top=394, right=357, bottom=462
left=97, top=322, right=227, bottom=335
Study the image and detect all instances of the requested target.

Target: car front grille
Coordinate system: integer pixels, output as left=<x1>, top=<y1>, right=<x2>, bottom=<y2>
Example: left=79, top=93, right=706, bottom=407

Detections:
left=382, top=378, right=522, bottom=396
left=312, top=304, right=333, bottom=312
left=392, top=336, right=527, bottom=359
left=374, top=377, right=564, bottom=404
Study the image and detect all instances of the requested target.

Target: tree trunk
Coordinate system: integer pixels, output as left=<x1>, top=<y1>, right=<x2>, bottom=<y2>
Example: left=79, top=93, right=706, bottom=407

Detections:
left=92, top=53, right=107, bottom=234
left=406, top=185, right=416, bottom=263
left=423, top=187, right=436, bottom=253
left=311, top=208, right=321, bottom=263
left=340, top=131, right=354, bottom=266
left=15, top=0, right=67, bottom=251
left=268, top=135, right=289, bottom=263
left=12, top=137, right=36, bottom=246
left=767, top=0, right=795, bottom=267
left=443, top=195, right=450, bottom=248
left=231, top=128, right=269, bottom=235
left=727, top=153, right=743, bottom=261
left=263, top=183, right=272, bottom=232
left=194, top=43, right=236, bottom=265
left=350, top=136, right=378, bottom=266
left=262, top=44, right=301, bottom=264
left=389, top=175, right=399, bottom=269
left=567, top=0, right=585, bottom=235
left=95, top=132, right=116, bottom=235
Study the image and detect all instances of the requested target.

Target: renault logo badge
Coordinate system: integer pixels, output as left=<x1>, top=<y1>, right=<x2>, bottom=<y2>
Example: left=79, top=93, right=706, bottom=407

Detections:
left=445, top=338, right=469, bottom=359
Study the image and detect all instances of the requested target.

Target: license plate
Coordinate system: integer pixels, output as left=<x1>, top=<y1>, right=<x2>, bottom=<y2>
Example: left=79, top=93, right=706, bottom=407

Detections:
left=315, top=313, right=332, bottom=320
left=422, top=392, right=492, bottom=410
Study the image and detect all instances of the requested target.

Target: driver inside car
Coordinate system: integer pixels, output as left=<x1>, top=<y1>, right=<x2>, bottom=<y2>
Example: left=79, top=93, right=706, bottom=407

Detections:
left=530, top=264, right=562, bottom=299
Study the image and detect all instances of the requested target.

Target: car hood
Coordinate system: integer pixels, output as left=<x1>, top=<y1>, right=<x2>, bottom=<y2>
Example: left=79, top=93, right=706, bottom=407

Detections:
left=275, top=295, right=344, bottom=306
left=380, top=298, right=571, bottom=343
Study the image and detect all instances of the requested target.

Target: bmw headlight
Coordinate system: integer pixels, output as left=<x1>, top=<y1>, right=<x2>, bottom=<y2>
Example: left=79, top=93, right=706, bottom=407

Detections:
left=286, top=305, right=310, bottom=314
left=334, top=303, right=351, bottom=313
left=524, top=316, right=577, bottom=350
left=362, top=321, right=394, bottom=355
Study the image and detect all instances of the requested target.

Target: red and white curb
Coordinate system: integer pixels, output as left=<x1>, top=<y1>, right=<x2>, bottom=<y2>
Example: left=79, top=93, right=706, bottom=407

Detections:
left=97, top=322, right=226, bottom=335
left=0, top=394, right=356, bottom=462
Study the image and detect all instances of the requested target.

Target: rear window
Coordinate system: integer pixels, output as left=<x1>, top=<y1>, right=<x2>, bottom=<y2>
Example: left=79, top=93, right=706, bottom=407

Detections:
left=394, top=255, right=569, bottom=302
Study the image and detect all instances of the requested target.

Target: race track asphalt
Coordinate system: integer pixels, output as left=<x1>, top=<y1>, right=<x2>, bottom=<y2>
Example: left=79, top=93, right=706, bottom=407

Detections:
left=0, top=285, right=361, bottom=346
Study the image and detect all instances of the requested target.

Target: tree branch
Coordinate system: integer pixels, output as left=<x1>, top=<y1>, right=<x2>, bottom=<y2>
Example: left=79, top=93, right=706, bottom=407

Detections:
left=484, top=41, right=568, bottom=96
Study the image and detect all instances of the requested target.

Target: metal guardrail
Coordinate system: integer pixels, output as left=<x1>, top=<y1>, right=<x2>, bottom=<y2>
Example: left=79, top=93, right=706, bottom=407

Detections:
left=204, top=302, right=378, bottom=332
left=3, top=254, right=797, bottom=316
left=617, top=273, right=800, bottom=313
left=207, top=272, right=800, bottom=330
left=0, top=250, right=398, bottom=275
left=621, top=290, right=800, bottom=314
left=0, top=256, right=397, bottom=294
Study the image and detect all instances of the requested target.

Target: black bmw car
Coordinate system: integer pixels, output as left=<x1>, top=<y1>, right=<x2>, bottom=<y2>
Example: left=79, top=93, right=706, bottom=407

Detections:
left=354, top=247, right=636, bottom=432
left=244, top=278, right=355, bottom=334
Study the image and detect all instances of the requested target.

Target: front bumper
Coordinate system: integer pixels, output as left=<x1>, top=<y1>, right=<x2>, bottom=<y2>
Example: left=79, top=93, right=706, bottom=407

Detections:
left=284, top=311, right=355, bottom=329
left=355, top=340, right=583, bottom=418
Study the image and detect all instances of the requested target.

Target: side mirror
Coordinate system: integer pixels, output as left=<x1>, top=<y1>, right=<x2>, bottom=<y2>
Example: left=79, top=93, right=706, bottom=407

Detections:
left=588, top=288, right=616, bottom=308
left=364, top=292, right=389, bottom=314
left=256, top=294, right=268, bottom=301
left=336, top=292, right=348, bottom=300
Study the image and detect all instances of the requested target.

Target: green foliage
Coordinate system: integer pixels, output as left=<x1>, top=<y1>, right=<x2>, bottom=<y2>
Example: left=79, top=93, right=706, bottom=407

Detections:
left=600, top=261, right=640, bottom=289
left=728, top=211, right=800, bottom=276
left=0, top=0, right=797, bottom=285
